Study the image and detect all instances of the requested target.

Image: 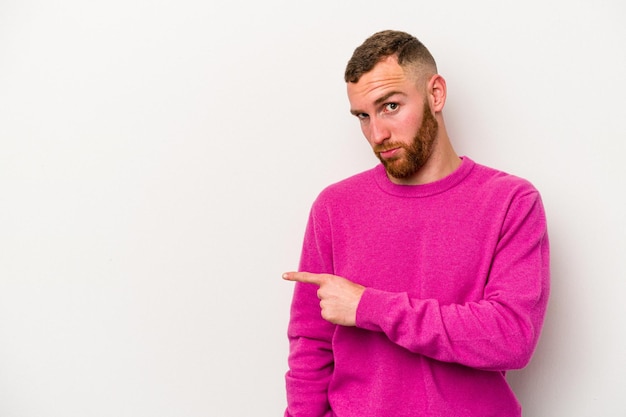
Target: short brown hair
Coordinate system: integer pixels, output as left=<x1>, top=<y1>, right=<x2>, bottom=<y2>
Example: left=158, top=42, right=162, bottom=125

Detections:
left=344, top=30, right=437, bottom=83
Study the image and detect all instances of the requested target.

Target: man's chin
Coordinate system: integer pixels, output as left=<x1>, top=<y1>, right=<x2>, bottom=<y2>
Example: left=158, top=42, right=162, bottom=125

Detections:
left=382, top=163, right=413, bottom=180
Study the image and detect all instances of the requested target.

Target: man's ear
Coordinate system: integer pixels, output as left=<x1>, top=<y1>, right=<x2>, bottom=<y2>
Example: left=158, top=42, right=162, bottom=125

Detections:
left=428, top=74, right=447, bottom=112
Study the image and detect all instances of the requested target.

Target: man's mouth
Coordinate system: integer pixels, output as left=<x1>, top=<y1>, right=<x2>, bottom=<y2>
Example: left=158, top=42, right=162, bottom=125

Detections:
left=378, top=148, right=400, bottom=159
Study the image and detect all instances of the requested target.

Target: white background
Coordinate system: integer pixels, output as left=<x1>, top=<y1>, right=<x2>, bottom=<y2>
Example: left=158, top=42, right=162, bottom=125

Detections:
left=1, top=1, right=624, bottom=416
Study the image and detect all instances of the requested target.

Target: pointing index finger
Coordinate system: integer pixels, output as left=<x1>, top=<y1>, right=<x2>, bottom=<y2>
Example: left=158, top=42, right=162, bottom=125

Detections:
left=282, top=271, right=323, bottom=286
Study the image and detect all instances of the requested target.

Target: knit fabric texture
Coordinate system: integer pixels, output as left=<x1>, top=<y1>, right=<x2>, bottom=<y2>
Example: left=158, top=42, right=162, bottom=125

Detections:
left=285, top=157, right=550, bottom=417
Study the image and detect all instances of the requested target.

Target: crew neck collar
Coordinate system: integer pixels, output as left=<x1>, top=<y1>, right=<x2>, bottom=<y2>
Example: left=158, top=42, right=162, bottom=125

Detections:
left=374, top=156, right=474, bottom=198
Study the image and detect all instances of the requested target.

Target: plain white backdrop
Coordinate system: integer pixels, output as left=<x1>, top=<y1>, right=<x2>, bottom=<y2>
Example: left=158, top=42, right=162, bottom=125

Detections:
left=0, top=1, right=624, bottom=416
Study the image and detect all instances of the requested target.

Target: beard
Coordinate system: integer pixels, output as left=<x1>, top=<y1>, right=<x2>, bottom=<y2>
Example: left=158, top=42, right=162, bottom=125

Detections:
left=374, top=101, right=439, bottom=180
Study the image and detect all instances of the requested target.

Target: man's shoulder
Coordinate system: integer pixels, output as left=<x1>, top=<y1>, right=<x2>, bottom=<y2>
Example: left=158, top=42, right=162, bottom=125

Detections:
left=469, top=160, right=540, bottom=198
left=311, top=166, right=380, bottom=208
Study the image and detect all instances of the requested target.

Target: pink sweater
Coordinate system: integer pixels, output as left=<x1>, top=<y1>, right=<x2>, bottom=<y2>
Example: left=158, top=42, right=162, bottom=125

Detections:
left=285, top=157, right=550, bottom=417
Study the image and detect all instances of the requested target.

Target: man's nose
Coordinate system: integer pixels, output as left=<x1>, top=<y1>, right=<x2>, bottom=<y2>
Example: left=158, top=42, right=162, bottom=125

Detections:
left=368, top=118, right=391, bottom=145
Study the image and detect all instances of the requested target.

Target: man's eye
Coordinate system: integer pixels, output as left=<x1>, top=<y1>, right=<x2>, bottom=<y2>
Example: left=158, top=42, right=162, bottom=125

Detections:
left=357, top=113, right=369, bottom=120
left=385, top=103, right=399, bottom=112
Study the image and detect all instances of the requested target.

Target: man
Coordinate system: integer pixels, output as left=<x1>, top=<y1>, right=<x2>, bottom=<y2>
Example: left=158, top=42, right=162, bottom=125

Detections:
left=283, top=30, right=549, bottom=417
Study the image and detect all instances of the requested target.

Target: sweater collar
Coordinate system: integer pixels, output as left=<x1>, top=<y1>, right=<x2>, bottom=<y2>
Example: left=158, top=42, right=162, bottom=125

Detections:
left=374, top=156, right=475, bottom=198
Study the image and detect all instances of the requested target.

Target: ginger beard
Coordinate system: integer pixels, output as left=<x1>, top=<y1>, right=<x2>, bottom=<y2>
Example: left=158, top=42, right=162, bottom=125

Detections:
left=374, top=101, right=439, bottom=180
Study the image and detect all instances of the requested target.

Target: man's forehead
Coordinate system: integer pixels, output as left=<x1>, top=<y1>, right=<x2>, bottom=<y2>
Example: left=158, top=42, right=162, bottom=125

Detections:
left=347, top=59, right=412, bottom=101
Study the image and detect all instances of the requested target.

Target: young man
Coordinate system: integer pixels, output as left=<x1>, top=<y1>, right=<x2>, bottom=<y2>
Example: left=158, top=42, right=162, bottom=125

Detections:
left=283, top=30, right=550, bottom=417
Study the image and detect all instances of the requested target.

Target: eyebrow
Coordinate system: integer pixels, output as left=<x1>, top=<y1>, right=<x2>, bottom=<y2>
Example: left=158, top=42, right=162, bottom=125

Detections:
left=374, top=91, right=404, bottom=106
left=350, top=91, right=405, bottom=116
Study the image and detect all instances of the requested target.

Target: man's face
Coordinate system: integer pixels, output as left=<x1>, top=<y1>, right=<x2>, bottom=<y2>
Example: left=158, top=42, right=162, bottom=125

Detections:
left=347, top=56, right=438, bottom=183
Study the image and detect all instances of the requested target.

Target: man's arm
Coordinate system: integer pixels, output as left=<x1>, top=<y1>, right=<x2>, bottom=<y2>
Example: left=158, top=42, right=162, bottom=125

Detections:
left=286, top=191, right=549, bottom=371
left=284, top=207, right=336, bottom=417
left=285, top=281, right=336, bottom=417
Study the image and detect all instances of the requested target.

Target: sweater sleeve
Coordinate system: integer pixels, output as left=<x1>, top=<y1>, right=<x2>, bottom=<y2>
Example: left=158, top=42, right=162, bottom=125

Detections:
left=356, top=191, right=550, bottom=371
left=285, top=205, right=336, bottom=417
